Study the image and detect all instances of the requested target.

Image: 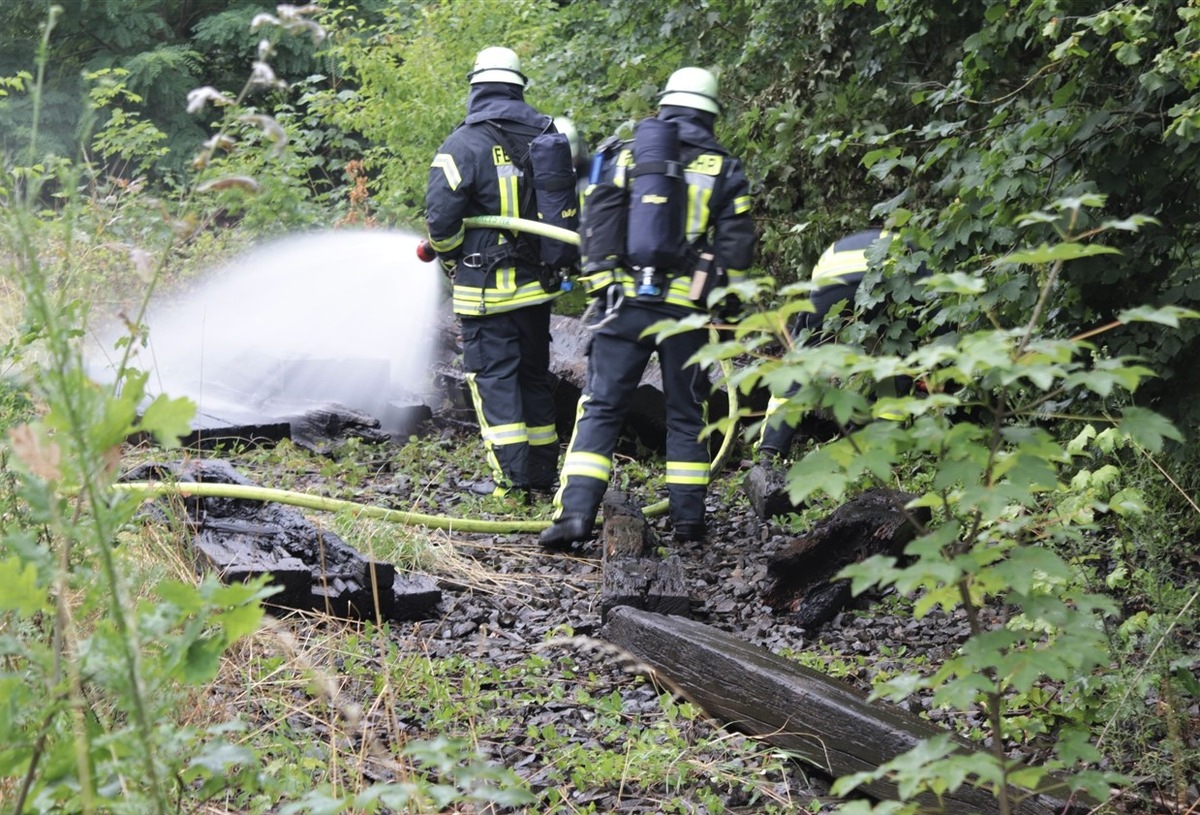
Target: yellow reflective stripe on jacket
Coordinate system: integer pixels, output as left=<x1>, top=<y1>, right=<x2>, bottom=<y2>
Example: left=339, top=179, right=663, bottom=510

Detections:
left=765, top=394, right=789, bottom=418
left=684, top=155, right=721, bottom=242
left=451, top=279, right=558, bottom=315
left=432, top=153, right=461, bottom=191
left=562, top=450, right=612, bottom=482
left=664, top=276, right=700, bottom=309
left=527, top=423, right=557, bottom=447
left=613, top=148, right=633, bottom=188
left=811, top=230, right=893, bottom=282
left=811, top=247, right=870, bottom=283
left=603, top=274, right=706, bottom=311
left=579, top=269, right=619, bottom=295
left=733, top=194, right=750, bottom=215
left=665, top=460, right=710, bottom=486
left=430, top=225, right=465, bottom=254
left=495, top=264, right=516, bottom=292
left=497, top=163, right=521, bottom=218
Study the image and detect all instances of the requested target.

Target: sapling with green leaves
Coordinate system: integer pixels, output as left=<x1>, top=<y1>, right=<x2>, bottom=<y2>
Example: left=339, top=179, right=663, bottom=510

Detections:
left=697, top=195, right=1197, bottom=815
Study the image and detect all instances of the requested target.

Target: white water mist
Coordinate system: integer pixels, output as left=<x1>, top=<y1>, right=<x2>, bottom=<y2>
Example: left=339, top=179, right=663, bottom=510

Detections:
left=91, top=229, right=445, bottom=436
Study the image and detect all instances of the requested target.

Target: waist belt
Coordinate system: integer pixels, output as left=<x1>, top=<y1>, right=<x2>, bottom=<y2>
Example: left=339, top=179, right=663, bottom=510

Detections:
left=462, top=241, right=562, bottom=294
left=462, top=241, right=534, bottom=272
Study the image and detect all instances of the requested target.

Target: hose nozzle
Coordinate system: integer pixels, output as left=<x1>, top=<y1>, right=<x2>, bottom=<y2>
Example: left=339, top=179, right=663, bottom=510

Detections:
left=416, top=240, right=436, bottom=263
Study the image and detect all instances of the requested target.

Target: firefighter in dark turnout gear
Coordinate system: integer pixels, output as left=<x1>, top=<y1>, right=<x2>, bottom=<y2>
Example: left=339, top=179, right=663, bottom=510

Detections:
left=758, top=229, right=890, bottom=458
left=539, top=67, right=755, bottom=549
left=425, top=46, right=562, bottom=496
left=757, top=228, right=929, bottom=460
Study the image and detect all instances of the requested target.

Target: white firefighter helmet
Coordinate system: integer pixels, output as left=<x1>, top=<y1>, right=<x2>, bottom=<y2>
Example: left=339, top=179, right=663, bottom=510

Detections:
left=468, top=46, right=526, bottom=86
left=659, top=66, right=720, bottom=114
left=554, top=116, right=585, bottom=165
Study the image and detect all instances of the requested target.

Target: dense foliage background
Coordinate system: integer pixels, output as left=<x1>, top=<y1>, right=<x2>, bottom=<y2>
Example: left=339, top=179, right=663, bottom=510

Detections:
left=2, top=1, right=1198, bottom=813
left=4, top=0, right=1196, bottom=437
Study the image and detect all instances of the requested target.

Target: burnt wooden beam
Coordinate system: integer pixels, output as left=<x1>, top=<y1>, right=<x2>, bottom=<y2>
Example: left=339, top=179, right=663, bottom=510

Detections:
left=287, top=402, right=392, bottom=453
left=600, top=606, right=1093, bottom=815
left=764, top=488, right=930, bottom=630
left=125, top=459, right=442, bottom=622
left=599, top=491, right=690, bottom=620
left=742, top=460, right=796, bottom=521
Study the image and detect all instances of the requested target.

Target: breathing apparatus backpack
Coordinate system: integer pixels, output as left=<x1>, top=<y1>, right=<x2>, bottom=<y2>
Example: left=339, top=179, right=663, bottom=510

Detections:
left=579, top=118, right=701, bottom=301
left=626, top=118, right=686, bottom=298
left=483, top=122, right=581, bottom=289
left=579, top=136, right=630, bottom=278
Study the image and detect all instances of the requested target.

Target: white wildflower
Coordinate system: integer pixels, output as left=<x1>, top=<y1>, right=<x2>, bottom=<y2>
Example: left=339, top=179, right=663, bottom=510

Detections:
left=276, top=4, right=326, bottom=44
left=196, top=176, right=261, bottom=193
left=186, top=86, right=234, bottom=114
left=128, top=246, right=154, bottom=282
left=257, top=38, right=275, bottom=61
left=249, top=60, right=286, bottom=90
left=238, top=113, right=289, bottom=156
left=202, top=133, right=237, bottom=152
left=250, top=12, right=280, bottom=31
left=296, top=18, right=326, bottom=45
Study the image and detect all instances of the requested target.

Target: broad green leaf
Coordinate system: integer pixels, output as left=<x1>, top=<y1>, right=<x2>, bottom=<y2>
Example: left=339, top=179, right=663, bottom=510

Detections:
left=0, top=557, right=45, bottom=614
left=1117, top=304, right=1198, bottom=327
left=157, top=579, right=205, bottom=614
left=138, top=393, right=196, bottom=448
left=185, top=740, right=257, bottom=777
left=1117, top=406, right=1182, bottom=450
left=183, top=635, right=227, bottom=684
left=1001, top=243, right=1120, bottom=264
left=215, top=600, right=265, bottom=643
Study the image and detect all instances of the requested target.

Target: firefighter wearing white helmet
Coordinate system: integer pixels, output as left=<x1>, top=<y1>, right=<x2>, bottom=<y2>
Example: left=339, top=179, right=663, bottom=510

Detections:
left=425, top=46, right=563, bottom=498
left=468, top=46, right=526, bottom=86
left=659, top=66, right=721, bottom=114
left=539, top=66, right=755, bottom=550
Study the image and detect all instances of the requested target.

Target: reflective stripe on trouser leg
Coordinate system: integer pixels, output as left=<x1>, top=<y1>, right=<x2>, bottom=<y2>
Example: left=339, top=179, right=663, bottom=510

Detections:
left=554, top=439, right=611, bottom=522
left=513, top=303, right=558, bottom=487
left=464, top=373, right=528, bottom=488
left=460, top=313, right=531, bottom=488
left=759, top=393, right=798, bottom=453
left=658, top=323, right=711, bottom=526
left=554, top=307, right=656, bottom=521
left=527, top=422, right=559, bottom=487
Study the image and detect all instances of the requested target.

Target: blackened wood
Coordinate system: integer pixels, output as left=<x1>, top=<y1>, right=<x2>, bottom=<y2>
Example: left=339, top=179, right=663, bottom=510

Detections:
left=764, top=488, right=928, bottom=629
left=288, top=403, right=392, bottom=452
left=131, top=415, right=292, bottom=451
left=742, top=461, right=798, bottom=521
left=599, top=490, right=690, bottom=621
left=601, top=557, right=690, bottom=620
left=601, top=491, right=653, bottom=559
left=125, top=459, right=441, bottom=622
left=600, top=606, right=1092, bottom=815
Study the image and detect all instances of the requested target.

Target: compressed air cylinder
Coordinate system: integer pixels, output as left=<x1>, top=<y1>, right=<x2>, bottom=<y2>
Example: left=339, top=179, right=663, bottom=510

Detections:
left=626, top=117, right=684, bottom=277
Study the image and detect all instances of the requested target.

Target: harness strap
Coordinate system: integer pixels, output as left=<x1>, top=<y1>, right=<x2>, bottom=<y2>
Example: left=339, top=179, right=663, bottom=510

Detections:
left=629, top=159, right=683, bottom=179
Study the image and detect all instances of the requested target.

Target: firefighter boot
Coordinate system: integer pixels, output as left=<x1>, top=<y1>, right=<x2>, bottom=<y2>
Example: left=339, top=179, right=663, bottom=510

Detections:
left=538, top=515, right=594, bottom=550
left=673, top=519, right=706, bottom=543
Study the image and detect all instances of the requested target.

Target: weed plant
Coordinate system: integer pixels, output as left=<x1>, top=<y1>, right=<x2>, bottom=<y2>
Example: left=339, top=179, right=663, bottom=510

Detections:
left=698, top=198, right=1200, bottom=812
left=4, top=4, right=1200, bottom=815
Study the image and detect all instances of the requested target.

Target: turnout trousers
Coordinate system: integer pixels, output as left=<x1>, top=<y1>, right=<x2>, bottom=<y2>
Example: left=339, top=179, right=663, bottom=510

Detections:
left=759, top=279, right=860, bottom=455
left=555, top=300, right=711, bottom=528
left=460, top=302, right=559, bottom=490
